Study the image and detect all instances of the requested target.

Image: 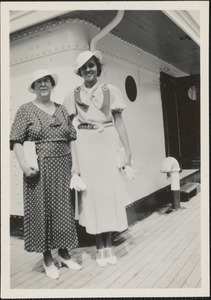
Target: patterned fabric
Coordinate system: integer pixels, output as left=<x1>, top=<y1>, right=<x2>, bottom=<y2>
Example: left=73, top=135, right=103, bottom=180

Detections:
left=10, top=102, right=76, bottom=149
left=10, top=102, right=78, bottom=252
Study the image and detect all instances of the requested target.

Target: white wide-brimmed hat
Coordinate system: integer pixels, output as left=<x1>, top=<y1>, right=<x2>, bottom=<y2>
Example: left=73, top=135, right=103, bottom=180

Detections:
left=28, top=69, right=58, bottom=93
left=74, top=50, right=102, bottom=74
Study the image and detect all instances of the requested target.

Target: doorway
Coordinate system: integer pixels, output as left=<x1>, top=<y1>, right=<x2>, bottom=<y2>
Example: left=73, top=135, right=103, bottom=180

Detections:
left=160, top=72, right=200, bottom=169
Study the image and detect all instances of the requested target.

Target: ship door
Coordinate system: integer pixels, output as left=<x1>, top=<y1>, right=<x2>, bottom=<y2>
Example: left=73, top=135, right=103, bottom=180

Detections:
left=160, top=72, right=200, bottom=169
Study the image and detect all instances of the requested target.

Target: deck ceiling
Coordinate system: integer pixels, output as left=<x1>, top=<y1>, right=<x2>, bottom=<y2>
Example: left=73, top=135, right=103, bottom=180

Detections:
left=58, top=10, right=200, bottom=75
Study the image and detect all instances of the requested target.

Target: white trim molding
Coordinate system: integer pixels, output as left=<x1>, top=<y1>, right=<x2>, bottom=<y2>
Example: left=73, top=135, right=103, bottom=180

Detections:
left=163, top=10, right=200, bottom=46
left=10, top=11, right=72, bottom=33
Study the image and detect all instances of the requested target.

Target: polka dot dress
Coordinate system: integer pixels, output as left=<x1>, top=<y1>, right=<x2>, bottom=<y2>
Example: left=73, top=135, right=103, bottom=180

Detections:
left=10, top=102, right=79, bottom=253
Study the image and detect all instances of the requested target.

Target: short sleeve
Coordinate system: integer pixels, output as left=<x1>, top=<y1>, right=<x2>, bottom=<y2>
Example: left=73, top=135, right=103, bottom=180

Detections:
left=10, top=105, right=31, bottom=150
left=61, top=105, right=77, bottom=141
left=109, top=84, right=126, bottom=112
left=63, top=90, right=77, bottom=117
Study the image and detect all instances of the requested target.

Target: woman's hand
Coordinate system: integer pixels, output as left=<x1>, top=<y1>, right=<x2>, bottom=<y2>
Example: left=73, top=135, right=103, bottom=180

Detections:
left=13, top=143, right=39, bottom=177
left=21, top=162, right=39, bottom=177
left=113, top=111, right=132, bottom=168
left=124, top=152, right=132, bottom=167
left=71, top=164, right=80, bottom=177
left=70, top=141, right=80, bottom=176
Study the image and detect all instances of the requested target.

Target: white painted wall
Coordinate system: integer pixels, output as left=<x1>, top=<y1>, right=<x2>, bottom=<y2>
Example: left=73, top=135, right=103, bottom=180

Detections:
left=10, top=17, right=187, bottom=215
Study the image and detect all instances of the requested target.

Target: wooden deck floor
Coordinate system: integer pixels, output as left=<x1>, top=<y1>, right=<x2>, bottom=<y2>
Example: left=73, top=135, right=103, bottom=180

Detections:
left=10, top=193, right=201, bottom=290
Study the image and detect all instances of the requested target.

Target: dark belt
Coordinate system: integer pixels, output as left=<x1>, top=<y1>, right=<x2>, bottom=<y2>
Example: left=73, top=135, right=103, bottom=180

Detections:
left=78, top=122, right=113, bottom=131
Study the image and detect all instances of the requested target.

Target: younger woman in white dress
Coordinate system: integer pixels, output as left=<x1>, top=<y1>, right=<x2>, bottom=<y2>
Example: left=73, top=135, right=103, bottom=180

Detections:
left=64, top=50, right=132, bottom=267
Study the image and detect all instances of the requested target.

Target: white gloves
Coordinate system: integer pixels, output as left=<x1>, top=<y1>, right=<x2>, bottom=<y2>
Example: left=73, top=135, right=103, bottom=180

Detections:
left=70, top=174, right=86, bottom=191
left=117, top=147, right=136, bottom=180
left=122, top=165, right=137, bottom=180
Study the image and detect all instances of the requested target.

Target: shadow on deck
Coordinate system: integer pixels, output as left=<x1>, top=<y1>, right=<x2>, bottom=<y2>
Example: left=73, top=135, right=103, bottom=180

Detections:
left=10, top=192, right=201, bottom=290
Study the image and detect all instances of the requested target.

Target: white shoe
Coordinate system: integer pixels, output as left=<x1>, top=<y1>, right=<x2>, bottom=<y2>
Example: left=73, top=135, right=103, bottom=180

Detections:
left=96, top=249, right=107, bottom=267
left=43, top=261, right=60, bottom=280
left=105, top=247, right=117, bottom=265
left=57, top=254, right=82, bottom=270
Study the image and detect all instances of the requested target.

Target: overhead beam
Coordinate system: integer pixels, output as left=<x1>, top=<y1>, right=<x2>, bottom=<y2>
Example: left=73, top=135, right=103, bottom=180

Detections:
left=162, top=10, right=200, bottom=46
left=10, top=9, right=200, bottom=47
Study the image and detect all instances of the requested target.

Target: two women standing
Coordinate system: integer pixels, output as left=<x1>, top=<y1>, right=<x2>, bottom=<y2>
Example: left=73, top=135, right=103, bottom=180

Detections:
left=10, top=50, right=132, bottom=279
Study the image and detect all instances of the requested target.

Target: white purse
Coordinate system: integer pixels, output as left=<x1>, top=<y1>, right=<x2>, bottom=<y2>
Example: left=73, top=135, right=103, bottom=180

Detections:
left=23, top=141, right=39, bottom=171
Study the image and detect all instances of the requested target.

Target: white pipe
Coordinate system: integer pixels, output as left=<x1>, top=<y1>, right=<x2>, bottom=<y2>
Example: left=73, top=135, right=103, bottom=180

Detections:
left=170, top=172, right=180, bottom=191
left=160, top=156, right=180, bottom=173
left=160, top=157, right=181, bottom=191
left=90, top=11, right=124, bottom=52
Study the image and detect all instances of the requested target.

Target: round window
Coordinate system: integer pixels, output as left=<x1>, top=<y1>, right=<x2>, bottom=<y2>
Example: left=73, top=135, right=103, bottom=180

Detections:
left=188, top=85, right=199, bottom=101
left=125, top=75, right=137, bottom=102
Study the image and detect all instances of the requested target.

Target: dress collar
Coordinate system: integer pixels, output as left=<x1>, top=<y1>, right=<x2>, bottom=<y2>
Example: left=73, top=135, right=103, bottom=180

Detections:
left=81, top=81, right=99, bottom=93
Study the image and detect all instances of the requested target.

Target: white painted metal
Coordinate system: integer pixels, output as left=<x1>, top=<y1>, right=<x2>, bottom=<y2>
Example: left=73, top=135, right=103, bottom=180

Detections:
left=10, top=16, right=188, bottom=216
left=10, top=10, right=73, bottom=33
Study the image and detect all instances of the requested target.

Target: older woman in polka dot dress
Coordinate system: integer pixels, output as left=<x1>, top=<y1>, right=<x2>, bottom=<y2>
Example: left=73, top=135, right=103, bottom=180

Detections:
left=10, top=69, right=81, bottom=280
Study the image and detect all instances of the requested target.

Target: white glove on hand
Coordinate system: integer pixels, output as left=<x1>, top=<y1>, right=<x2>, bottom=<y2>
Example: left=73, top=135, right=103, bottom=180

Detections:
left=70, top=174, right=86, bottom=191
left=122, top=165, right=137, bottom=180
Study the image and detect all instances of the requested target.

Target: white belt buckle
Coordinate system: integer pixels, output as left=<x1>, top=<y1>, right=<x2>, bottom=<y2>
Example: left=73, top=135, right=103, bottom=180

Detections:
left=97, top=123, right=104, bottom=132
left=92, top=122, right=104, bottom=132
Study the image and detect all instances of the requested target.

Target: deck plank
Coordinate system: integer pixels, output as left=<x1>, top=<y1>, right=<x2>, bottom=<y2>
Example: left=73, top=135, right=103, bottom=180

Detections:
left=72, top=210, right=189, bottom=288
left=196, top=279, right=201, bottom=288
left=168, top=245, right=201, bottom=288
left=81, top=200, right=199, bottom=288
left=10, top=193, right=201, bottom=290
left=182, top=259, right=201, bottom=288
left=112, top=210, right=199, bottom=288
left=154, top=235, right=200, bottom=288
left=38, top=209, right=175, bottom=289
left=140, top=233, right=200, bottom=288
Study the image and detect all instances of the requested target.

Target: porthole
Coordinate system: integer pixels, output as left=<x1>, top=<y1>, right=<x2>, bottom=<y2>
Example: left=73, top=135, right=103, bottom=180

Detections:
left=188, top=85, right=199, bottom=101
left=125, top=75, right=137, bottom=102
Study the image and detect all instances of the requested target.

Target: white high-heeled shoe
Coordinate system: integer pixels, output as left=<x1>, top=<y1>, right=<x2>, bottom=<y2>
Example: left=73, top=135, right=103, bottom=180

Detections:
left=96, top=249, right=107, bottom=267
left=57, top=254, right=82, bottom=270
left=105, top=247, right=117, bottom=265
left=43, top=261, right=60, bottom=280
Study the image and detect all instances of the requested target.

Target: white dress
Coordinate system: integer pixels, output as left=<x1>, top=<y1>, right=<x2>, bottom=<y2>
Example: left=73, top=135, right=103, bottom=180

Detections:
left=64, top=82, right=129, bottom=234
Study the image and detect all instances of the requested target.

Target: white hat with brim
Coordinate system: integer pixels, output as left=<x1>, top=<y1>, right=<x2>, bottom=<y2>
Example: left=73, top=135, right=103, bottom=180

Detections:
left=28, top=69, right=58, bottom=93
left=74, top=50, right=102, bottom=75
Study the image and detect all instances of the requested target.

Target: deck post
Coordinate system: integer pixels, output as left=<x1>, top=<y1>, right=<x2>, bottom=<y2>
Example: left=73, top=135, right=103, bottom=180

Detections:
left=171, top=190, right=181, bottom=209
left=160, top=157, right=181, bottom=210
left=171, top=171, right=181, bottom=209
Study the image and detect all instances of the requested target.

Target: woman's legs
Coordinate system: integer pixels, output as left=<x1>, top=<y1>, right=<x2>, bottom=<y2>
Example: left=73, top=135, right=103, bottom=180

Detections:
left=95, top=232, right=116, bottom=266
left=57, top=248, right=81, bottom=270
left=43, top=250, right=60, bottom=279
left=103, top=232, right=112, bottom=248
left=43, top=250, right=54, bottom=267
left=103, top=232, right=117, bottom=264
left=96, top=233, right=105, bottom=250
left=43, top=248, right=71, bottom=265
left=95, top=233, right=107, bottom=267
left=58, top=248, right=71, bottom=260
left=96, top=232, right=113, bottom=249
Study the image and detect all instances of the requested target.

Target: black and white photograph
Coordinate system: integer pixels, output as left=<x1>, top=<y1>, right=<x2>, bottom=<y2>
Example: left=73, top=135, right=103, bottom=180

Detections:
left=1, top=1, right=210, bottom=298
